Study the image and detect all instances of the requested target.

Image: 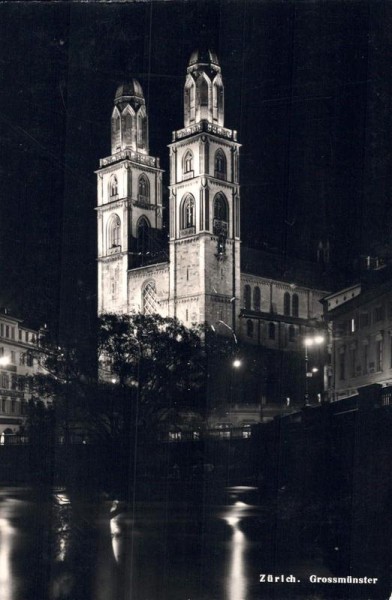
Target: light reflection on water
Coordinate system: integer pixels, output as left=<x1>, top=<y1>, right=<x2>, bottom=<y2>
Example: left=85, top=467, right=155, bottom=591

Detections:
left=0, top=515, right=15, bottom=600
left=221, top=487, right=258, bottom=600
left=0, top=485, right=383, bottom=600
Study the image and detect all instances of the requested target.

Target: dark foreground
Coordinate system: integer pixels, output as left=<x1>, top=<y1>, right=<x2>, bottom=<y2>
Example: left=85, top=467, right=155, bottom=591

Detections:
left=0, top=481, right=390, bottom=600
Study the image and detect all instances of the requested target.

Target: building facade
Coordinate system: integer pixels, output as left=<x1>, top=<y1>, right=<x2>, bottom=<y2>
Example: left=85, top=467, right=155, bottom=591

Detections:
left=0, top=311, right=41, bottom=437
left=325, top=277, right=392, bottom=401
left=97, top=50, right=329, bottom=411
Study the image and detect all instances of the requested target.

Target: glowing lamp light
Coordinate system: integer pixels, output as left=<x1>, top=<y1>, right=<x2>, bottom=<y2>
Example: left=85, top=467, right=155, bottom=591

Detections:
left=0, top=357, right=10, bottom=367
left=232, top=359, right=242, bottom=369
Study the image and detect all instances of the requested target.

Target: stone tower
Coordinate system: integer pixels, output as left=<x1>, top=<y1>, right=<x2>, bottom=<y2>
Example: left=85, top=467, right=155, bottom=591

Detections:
left=96, top=80, right=164, bottom=314
left=168, top=50, right=241, bottom=330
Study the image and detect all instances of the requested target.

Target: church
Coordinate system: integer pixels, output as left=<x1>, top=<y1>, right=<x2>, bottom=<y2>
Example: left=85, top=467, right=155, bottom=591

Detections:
left=96, top=49, right=329, bottom=411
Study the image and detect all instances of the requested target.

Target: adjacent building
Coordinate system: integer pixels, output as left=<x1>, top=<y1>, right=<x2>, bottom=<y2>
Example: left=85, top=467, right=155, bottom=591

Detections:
left=324, top=271, right=392, bottom=401
left=0, top=310, right=42, bottom=437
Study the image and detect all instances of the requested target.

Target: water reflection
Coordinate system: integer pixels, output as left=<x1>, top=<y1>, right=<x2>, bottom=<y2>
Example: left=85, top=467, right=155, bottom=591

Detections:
left=0, top=515, right=16, bottom=600
left=0, top=485, right=385, bottom=600
left=221, top=487, right=258, bottom=600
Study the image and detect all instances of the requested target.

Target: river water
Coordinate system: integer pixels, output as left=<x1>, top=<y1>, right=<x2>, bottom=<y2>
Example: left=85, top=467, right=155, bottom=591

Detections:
left=0, top=485, right=388, bottom=600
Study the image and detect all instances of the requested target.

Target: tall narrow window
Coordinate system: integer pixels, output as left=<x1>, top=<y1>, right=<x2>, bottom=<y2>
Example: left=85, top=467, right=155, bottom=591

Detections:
left=199, top=77, right=208, bottom=106
left=363, top=343, right=369, bottom=374
left=288, top=325, right=296, bottom=342
left=244, top=285, right=251, bottom=310
left=183, top=151, right=193, bottom=174
left=110, top=176, right=118, bottom=198
left=138, top=175, right=149, bottom=204
left=213, top=193, right=228, bottom=235
left=214, top=149, right=227, bottom=180
left=108, top=215, right=121, bottom=248
left=292, top=294, right=299, bottom=317
left=125, top=113, right=132, bottom=131
left=339, top=348, right=345, bottom=381
left=137, top=217, right=150, bottom=255
left=269, top=323, right=276, bottom=340
left=246, top=320, right=254, bottom=338
left=181, top=194, right=195, bottom=230
left=376, top=339, right=383, bottom=372
left=284, top=292, right=291, bottom=316
left=253, top=287, right=261, bottom=312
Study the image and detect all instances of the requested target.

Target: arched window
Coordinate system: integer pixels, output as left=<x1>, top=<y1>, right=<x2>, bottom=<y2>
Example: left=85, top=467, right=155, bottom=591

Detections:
left=110, top=176, right=118, bottom=198
left=269, top=323, right=276, bottom=340
left=284, top=292, right=291, bottom=316
left=289, top=325, right=296, bottom=342
left=125, top=113, right=132, bottom=131
left=246, top=319, right=254, bottom=338
left=137, top=217, right=150, bottom=255
left=253, top=287, right=261, bottom=312
left=112, top=115, right=120, bottom=133
left=292, top=293, right=299, bottom=317
left=214, top=149, right=227, bottom=180
left=138, top=175, right=149, bottom=203
left=108, top=214, right=121, bottom=249
left=183, top=151, right=193, bottom=174
left=199, top=77, right=208, bottom=106
left=244, top=285, right=251, bottom=310
left=181, top=194, right=195, bottom=230
left=142, top=281, right=158, bottom=315
left=213, top=193, right=228, bottom=235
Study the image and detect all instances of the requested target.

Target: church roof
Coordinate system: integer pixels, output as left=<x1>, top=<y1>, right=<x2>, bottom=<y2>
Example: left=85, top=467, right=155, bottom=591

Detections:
left=188, top=49, right=220, bottom=68
left=115, top=79, right=145, bottom=103
left=241, top=246, right=330, bottom=291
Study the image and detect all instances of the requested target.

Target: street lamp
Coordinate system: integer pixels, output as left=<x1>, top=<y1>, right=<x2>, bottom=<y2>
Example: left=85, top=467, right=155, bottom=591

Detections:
left=232, top=359, right=242, bottom=369
left=0, top=356, right=10, bottom=367
left=303, top=335, right=325, bottom=406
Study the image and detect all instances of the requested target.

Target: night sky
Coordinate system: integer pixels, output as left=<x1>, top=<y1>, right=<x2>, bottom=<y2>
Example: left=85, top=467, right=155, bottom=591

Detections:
left=1, top=1, right=392, bottom=342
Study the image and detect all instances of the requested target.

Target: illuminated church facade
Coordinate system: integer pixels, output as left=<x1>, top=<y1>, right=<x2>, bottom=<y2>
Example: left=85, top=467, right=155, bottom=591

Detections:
left=96, top=50, right=329, bottom=406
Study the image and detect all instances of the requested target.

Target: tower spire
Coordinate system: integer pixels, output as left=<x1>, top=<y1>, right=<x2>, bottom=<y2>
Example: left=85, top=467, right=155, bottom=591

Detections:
left=111, top=79, right=149, bottom=155
left=184, top=49, right=224, bottom=127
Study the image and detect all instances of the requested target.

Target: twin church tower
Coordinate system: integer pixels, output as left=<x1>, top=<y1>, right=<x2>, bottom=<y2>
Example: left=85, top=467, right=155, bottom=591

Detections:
left=96, top=50, right=241, bottom=331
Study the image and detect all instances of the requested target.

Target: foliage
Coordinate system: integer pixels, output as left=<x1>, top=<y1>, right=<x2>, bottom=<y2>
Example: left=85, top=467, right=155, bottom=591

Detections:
left=26, top=313, right=238, bottom=443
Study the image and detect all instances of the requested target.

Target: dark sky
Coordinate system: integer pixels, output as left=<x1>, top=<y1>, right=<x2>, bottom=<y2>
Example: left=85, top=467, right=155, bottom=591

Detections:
left=0, top=1, right=392, bottom=341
